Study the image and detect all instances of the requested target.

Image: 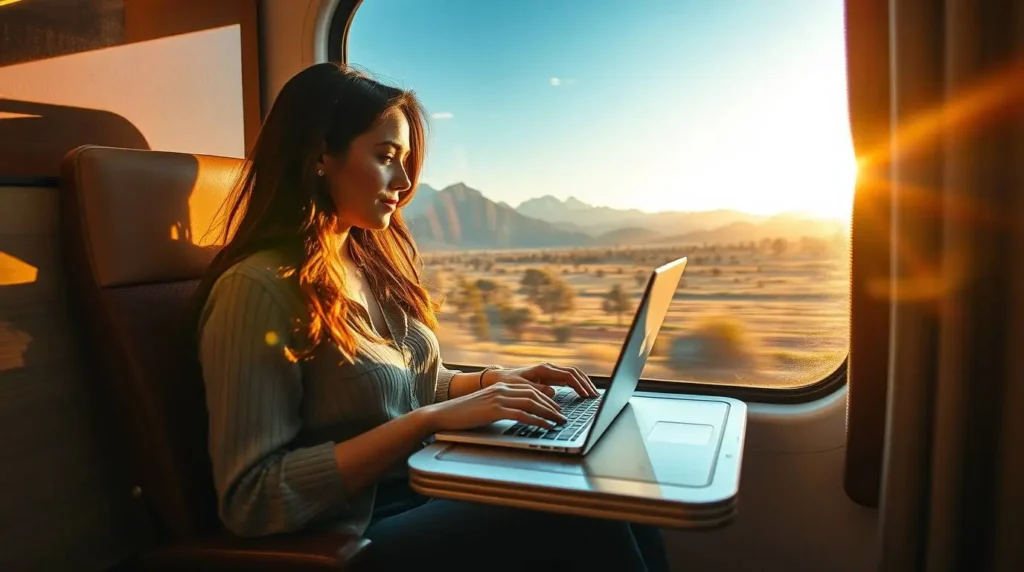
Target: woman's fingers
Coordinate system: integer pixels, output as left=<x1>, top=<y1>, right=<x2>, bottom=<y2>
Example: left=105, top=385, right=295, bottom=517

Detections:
left=494, top=380, right=560, bottom=410
left=498, top=397, right=566, bottom=425
left=499, top=407, right=557, bottom=428
left=566, top=365, right=599, bottom=396
left=535, top=363, right=597, bottom=397
left=526, top=380, right=557, bottom=398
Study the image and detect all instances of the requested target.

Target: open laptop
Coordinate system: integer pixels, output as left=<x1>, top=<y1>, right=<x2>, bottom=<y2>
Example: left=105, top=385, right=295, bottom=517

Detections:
left=434, top=256, right=687, bottom=455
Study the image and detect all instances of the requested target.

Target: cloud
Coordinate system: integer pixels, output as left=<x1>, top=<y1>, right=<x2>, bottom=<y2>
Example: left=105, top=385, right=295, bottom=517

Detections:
left=549, top=77, right=561, bottom=87
left=431, top=111, right=454, bottom=119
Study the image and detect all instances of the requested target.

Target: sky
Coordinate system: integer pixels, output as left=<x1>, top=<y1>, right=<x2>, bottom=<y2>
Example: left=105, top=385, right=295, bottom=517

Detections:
left=348, top=0, right=856, bottom=219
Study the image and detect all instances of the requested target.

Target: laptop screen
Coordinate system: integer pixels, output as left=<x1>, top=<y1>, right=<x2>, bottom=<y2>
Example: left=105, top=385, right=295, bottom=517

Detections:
left=582, top=256, right=688, bottom=453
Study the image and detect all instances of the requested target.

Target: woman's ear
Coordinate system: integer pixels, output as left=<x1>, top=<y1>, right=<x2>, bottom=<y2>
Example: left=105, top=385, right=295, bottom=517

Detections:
left=318, top=152, right=346, bottom=176
left=316, top=141, right=334, bottom=175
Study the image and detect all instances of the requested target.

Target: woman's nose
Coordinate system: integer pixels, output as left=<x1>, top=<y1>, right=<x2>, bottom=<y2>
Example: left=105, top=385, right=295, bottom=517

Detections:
left=391, top=167, right=412, bottom=190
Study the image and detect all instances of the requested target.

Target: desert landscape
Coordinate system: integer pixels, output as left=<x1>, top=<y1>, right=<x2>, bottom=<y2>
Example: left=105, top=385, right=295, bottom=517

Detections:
left=406, top=184, right=852, bottom=388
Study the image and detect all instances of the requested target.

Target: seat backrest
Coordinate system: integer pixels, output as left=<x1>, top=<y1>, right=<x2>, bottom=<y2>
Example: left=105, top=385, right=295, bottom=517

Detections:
left=59, top=145, right=242, bottom=541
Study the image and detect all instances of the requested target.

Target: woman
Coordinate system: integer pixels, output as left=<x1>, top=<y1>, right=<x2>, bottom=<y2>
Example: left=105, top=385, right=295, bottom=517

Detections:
left=189, top=62, right=669, bottom=572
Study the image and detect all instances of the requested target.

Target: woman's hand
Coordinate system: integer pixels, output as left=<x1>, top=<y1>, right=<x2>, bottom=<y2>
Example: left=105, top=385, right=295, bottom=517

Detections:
left=483, top=362, right=599, bottom=398
left=422, top=382, right=568, bottom=432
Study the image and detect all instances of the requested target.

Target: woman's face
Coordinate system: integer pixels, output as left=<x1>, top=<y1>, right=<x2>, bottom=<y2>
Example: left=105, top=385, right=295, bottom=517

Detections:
left=319, top=111, right=412, bottom=231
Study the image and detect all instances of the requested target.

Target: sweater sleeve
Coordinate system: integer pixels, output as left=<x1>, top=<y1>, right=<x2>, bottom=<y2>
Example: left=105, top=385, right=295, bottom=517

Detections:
left=198, top=271, right=348, bottom=537
left=433, top=364, right=461, bottom=403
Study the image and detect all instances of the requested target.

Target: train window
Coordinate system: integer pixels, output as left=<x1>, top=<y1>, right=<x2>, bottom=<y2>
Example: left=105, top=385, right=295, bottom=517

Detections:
left=346, top=0, right=853, bottom=389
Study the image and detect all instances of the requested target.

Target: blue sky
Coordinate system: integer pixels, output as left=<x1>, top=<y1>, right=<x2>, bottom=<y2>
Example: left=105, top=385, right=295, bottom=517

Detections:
left=348, top=0, right=855, bottom=218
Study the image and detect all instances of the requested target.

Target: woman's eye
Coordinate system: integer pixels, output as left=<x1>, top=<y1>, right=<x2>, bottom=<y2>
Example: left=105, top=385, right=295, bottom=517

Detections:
left=380, top=155, right=395, bottom=165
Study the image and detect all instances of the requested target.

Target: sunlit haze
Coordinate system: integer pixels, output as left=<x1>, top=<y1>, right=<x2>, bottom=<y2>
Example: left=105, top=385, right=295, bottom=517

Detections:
left=349, top=0, right=854, bottom=219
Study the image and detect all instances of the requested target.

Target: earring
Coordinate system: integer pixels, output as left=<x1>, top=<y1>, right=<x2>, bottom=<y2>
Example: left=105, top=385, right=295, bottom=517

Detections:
left=316, top=168, right=325, bottom=177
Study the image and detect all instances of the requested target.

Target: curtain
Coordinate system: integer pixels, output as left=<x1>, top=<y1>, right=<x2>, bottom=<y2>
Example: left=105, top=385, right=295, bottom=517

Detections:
left=875, top=0, right=1024, bottom=570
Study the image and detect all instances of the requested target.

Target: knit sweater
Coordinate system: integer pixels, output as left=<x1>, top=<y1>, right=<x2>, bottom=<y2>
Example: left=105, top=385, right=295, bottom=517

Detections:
left=196, top=248, right=459, bottom=537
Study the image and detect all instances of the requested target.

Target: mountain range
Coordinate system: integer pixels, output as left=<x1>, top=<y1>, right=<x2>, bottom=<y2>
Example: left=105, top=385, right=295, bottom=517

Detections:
left=404, top=183, right=847, bottom=251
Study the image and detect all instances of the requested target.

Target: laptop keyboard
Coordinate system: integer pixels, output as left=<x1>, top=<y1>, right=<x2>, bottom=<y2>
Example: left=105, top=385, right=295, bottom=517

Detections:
left=503, top=391, right=602, bottom=441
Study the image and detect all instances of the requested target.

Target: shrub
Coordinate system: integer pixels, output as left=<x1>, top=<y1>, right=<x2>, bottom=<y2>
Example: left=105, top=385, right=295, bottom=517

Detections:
left=499, top=305, right=535, bottom=341
left=665, top=317, right=757, bottom=371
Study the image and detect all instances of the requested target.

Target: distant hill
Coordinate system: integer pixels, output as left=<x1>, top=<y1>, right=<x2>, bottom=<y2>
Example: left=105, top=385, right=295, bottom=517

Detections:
left=517, top=194, right=613, bottom=218
left=515, top=195, right=765, bottom=236
left=404, top=183, right=845, bottom=251
left=403, top=183, right=440, bottom=219
left=656, top=214, right=848, bottom=246
left=593, top=227, right=661, bottom=246
left=406, top=183, right=592, bottom=250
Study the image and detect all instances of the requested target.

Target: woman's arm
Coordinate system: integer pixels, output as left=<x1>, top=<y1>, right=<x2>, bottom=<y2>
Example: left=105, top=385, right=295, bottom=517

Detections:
left=330, top=407, right=433, bottom=492
left=446, top=369, right=493, bottom=399
left=200, top=272, right=435, bottom=537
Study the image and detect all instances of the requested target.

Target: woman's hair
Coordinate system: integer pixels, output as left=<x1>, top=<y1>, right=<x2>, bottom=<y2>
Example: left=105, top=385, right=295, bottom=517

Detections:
left=189, top=62, right=437, bottom=363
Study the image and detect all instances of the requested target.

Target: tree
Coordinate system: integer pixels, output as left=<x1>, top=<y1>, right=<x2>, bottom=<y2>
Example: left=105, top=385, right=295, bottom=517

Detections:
left=474, top=278, right=511, bottom=307
left=499, top=306, right=535, bottom=340
left=602, top=283, right=633, bottom=326
left=451, top=278, right=482, bottom=317
left=536, top=279, right=576, bottom=324
left=453, top=280, right=489, bottom=340
left=469, top=309, right=490, bottom=340
left=518, top=268, right=577, bottom=323
left=634, top=270, right=647, bottom=287
left=771, top=237, right=789, bottom=256
left=520, top=268, right=552, bottom=302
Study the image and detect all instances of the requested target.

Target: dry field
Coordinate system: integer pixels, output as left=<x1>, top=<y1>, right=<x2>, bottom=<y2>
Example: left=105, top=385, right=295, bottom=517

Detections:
left=423, top=240, right=850, bottom=388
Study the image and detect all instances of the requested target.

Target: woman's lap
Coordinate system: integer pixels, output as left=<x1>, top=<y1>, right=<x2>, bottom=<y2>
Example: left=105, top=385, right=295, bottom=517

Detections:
left=361, top=491, right=669, bottom=572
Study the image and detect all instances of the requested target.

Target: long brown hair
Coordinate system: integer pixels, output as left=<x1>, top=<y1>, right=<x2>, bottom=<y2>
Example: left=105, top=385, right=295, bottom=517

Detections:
left=189, top=62, right=437, bottom=363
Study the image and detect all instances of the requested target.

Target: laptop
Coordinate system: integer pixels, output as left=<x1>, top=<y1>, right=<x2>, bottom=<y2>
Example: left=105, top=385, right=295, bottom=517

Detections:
left=434, top=256, right=688, bottom=455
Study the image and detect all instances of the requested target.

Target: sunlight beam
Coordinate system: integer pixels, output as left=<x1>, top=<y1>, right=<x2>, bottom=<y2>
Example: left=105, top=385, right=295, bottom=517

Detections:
left=857, top=58, right=1024, bottom=304
left=0, top=251, right=38, bottom=286
left=857, top=58, right=1024, bottom=172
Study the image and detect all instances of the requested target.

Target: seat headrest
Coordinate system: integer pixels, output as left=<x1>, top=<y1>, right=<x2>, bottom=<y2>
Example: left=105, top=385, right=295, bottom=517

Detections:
left=61, top=145, right=243, bottom=288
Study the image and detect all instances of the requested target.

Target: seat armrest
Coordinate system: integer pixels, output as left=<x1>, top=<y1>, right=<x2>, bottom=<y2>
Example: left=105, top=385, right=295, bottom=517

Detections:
left=139, top=531, right=371, bottom=571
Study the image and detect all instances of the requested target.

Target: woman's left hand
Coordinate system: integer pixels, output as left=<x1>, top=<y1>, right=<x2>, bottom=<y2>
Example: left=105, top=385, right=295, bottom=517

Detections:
left=483, top=363, right=599, bottom=398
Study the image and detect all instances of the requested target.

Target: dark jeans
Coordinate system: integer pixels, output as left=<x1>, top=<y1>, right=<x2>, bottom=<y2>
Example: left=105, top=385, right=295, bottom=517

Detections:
left=359, top=478, right=671, bottom=572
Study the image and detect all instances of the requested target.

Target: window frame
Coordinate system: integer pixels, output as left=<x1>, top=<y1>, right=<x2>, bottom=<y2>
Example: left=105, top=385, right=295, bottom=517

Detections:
left=329, top=0, right=850, bottom=404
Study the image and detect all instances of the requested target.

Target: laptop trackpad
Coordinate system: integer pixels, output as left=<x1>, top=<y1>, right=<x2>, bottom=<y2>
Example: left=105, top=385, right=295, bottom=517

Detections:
left=648, top=421, right=714, bottom=445
left=436, top=396, right=729, bottom=488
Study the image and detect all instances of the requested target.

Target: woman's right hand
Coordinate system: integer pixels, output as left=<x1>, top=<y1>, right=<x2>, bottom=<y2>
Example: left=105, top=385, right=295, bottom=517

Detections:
left=423, top=382, right=568, bottom=433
